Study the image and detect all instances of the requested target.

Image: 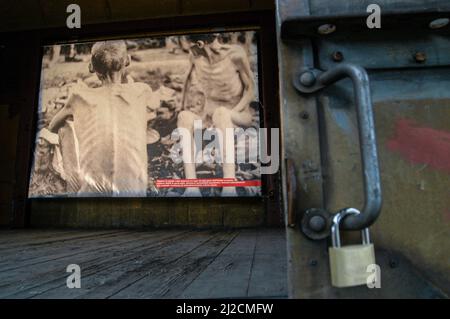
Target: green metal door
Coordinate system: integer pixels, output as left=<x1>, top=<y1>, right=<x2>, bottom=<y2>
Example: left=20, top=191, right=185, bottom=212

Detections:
left=276, top=0, right=450, bottom=298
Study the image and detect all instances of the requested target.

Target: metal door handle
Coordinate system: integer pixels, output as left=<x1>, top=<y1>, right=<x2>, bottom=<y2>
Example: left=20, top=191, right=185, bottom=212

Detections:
left=293, top=64, right=382, bottom=231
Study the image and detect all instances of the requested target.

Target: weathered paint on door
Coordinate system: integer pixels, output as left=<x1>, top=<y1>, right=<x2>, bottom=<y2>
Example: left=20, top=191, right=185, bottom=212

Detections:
left=276, top=0, right=450, bottom=297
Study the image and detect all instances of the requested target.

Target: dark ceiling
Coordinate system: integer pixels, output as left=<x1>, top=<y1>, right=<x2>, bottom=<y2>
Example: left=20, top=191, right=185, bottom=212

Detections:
left=0, top=0, right=274, bottom=32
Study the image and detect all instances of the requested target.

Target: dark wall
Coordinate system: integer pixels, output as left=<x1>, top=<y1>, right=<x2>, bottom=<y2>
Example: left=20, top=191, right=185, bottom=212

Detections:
left=0, top=8, right=281, bottom=229
left=0, top=106, right=19, bottom=226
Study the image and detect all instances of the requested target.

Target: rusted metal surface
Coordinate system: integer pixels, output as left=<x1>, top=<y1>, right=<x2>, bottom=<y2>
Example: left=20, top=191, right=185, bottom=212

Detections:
left=286, top=158, right=297, bottom=227
left=372, top=98, right=450, bottom=292
left=275, top=1, right=327, bottom=298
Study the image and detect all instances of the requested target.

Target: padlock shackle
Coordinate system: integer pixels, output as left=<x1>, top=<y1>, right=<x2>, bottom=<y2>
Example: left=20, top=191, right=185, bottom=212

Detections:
left=331, top=208, right=368, bottom=247
left=361, top=228, right=370, bottom=245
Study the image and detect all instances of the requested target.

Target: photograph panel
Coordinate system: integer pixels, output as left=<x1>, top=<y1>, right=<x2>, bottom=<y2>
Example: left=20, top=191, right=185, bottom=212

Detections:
left=28, top=31, right=262, bottom=198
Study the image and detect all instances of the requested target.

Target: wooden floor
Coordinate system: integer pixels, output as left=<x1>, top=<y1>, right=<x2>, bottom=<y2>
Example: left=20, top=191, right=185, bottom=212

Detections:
left=0, top=228, right=287, bottom=299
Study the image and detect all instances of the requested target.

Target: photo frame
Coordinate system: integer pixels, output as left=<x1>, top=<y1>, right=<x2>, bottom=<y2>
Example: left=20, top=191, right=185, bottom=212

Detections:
left=27, top=28, right=265, bottom=198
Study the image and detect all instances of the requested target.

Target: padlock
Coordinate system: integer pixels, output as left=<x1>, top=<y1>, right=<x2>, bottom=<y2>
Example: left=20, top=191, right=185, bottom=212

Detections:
left=328, top=208, right=376, bottom=288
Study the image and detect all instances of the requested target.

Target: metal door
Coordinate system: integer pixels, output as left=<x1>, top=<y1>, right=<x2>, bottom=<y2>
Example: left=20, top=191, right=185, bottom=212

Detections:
left=276, top=0, right=450, bottom=298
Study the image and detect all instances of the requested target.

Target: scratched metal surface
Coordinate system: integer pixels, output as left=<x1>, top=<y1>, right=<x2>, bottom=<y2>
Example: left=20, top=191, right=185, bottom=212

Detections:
left=307, top=0, right=450, bottom=16
left=277, top=0, right=450, bottom=297
left=316, top=33, right=450, bottom=70
left=276, top=0, right=447, bottom=21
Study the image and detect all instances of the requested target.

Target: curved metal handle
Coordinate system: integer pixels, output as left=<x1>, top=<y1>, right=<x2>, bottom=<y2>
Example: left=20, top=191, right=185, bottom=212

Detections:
left=294, top=64, right=382, bottom=230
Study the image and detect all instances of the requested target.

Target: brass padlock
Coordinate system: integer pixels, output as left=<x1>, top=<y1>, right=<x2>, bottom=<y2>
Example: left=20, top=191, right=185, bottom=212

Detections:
left=329, top=208, right=376, bottom=288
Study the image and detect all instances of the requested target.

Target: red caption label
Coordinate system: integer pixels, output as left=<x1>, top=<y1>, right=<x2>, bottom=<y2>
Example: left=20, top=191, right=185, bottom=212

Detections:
left=155, top=178, right=262, bottom=188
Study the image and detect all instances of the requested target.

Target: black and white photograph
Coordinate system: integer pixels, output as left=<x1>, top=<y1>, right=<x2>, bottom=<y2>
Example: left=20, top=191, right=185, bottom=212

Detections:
left=28, top=31, right=262, bottom=198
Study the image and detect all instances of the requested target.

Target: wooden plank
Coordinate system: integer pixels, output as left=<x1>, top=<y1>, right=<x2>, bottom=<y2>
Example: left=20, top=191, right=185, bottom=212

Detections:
left=0, top=230, right=129, bottom=261
left=29, top=230, right=223, bottom=299
left=180, top=229, right=257, bottom=298
left=0, top=230, right=154, bottom=271
left=247, top=229, right=288, bottom=297
left=0, top=229, right=82, bottom=246
left=0, top=229, right=122, bottom=251
left=0, top=230, right=191, bottom=298
left=109, top=231, right=239, bottom=298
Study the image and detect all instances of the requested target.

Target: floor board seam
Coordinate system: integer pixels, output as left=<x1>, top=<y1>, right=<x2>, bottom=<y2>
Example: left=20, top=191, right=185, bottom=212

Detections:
left=245, top=229, right=258, bottom=297
left=177, top=231, right=241, bottom=298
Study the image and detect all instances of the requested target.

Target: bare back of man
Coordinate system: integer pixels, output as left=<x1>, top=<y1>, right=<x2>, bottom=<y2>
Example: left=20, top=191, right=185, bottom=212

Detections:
left=49, top=83, right=150, bottom=197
